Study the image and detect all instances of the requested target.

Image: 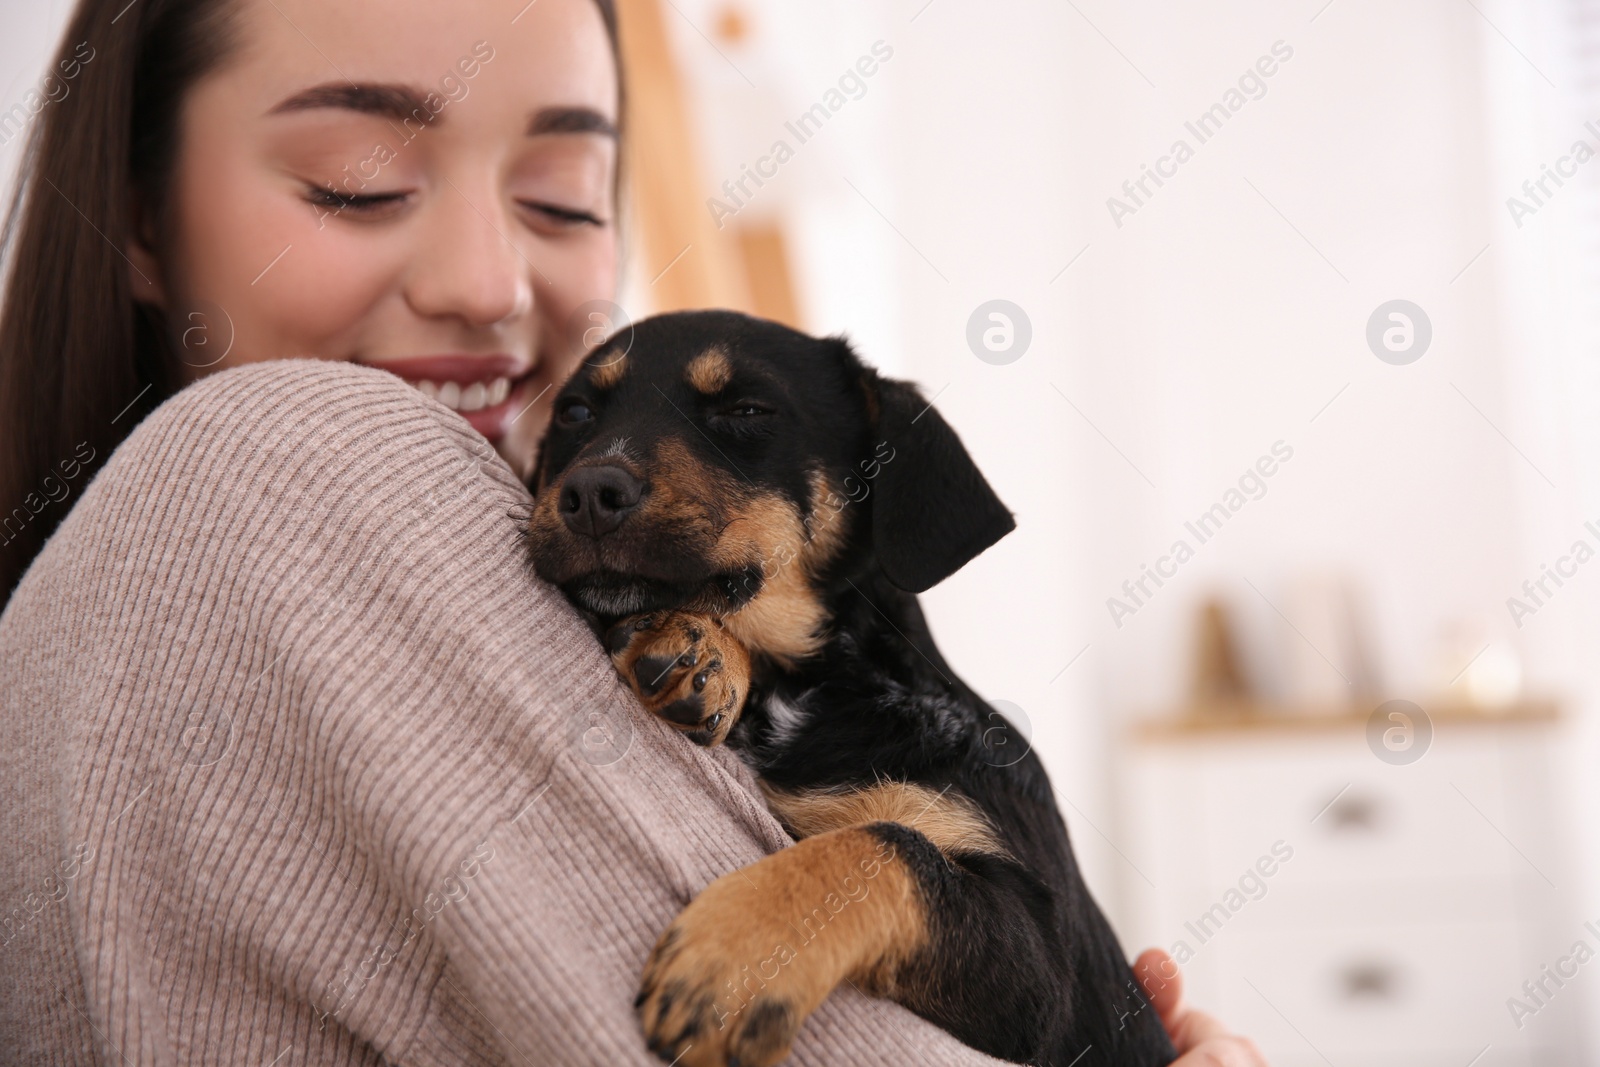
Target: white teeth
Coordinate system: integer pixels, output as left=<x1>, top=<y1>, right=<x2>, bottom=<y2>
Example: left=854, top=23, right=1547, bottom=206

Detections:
left=412, top=376, right=512, bottom=412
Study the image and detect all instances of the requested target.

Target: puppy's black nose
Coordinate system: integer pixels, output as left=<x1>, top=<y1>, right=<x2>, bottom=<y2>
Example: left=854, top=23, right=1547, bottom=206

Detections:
left=559, top=465, right=643, bottom=538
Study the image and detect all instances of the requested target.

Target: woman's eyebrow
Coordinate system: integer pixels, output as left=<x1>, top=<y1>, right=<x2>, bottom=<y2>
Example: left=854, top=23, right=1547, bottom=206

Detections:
left=266, top=83, right=617, bottom=141
left=269, top=83, right=431, bottom=122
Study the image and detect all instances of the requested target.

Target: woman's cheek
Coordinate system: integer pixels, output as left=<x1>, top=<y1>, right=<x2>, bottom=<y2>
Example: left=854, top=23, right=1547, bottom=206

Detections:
left=547, top=233, right=620, bottom=356
left=255, top=224, right=400, bottom=352
left=175, top=165, right=385, bottom=362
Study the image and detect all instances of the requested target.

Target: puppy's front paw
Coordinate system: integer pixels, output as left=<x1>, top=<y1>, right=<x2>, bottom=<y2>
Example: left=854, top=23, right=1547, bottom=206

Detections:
left=606, top=612, right=750, bottom=745
left=635, top=828, right=920, bottom=1067
left=636, top=887, right=806, bottom=1067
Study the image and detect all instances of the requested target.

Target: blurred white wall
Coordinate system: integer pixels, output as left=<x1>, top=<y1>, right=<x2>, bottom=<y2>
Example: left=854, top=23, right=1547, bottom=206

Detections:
left=0, top=2, right=72, bottom=208
left=1480, top=0, right=1600, bottom=1046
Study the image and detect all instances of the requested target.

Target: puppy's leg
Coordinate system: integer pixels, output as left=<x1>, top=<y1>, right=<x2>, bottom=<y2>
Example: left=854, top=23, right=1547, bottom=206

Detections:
left=637, top=785, right=1072, bottom=1067
left=606, top=611, right=750, bottom=745
left=636, top=824, right=922, bottom=1067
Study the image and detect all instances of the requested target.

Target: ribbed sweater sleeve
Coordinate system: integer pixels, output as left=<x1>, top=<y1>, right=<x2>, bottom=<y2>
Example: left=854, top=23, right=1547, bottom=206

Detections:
left=0, top=359, right=1007, bottom=1066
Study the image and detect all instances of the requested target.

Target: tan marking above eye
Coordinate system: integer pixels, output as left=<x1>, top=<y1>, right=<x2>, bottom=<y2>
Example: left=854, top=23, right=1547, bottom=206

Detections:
left=761, top=780, right=1008, bottom=859
left=686, top=347, right=733, bottom=394
left=590, top=351, right=627, bottom=389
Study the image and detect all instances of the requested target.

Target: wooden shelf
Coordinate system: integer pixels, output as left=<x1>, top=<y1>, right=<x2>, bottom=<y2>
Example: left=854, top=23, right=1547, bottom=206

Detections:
left=1130, top=699, right=1558, bottom=743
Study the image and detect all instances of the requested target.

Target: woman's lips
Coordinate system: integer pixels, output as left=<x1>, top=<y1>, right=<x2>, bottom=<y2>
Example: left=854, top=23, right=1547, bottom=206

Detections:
left=367, top=353, right=535, bottom=443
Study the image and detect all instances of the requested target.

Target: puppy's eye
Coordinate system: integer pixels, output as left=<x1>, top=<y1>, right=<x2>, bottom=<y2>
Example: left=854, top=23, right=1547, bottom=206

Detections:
left=557, top=399, right=595, bottom=426
left=707, top=399, right=775, bottom=438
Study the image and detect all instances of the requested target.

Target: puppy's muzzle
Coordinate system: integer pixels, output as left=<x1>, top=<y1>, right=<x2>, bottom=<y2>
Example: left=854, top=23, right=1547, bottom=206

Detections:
left=559, top=464, right=644, bottom=539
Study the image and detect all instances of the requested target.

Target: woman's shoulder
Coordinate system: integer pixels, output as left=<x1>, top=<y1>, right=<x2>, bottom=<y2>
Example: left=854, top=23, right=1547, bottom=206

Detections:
left=0, top=352, right=614, bottom=816
left=128, top=357, right=528, bottom=508
left=2, top=356, right=580, bottom=674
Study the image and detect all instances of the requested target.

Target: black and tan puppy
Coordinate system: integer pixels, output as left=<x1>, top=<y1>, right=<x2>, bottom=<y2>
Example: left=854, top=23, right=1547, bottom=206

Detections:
left=526, top=310, right=1175, bottom=1067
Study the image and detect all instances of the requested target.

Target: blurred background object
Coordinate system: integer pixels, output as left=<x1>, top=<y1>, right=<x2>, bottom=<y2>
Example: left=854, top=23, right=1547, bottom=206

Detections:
left=1189, top=597, right=1253, bottom=711
left=1277, top=571, right=1380, bottom=711
left=7, top=0, right=1600, bottom=1062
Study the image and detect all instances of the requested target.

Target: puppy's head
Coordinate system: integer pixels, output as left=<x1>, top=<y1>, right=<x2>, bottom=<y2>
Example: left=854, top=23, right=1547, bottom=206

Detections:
left=526, top=310, right=1013, bottom=662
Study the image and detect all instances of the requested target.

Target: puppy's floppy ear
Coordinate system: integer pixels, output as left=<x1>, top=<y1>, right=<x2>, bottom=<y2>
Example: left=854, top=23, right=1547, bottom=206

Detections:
left=866, top=374, right=1015, bottom=592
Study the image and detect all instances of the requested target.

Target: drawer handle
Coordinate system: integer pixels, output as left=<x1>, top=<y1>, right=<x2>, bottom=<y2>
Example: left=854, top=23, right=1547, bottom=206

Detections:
left=1323, top=792, right=1383, bottom=833
left=1338, top=961, right=1400, bottom=1001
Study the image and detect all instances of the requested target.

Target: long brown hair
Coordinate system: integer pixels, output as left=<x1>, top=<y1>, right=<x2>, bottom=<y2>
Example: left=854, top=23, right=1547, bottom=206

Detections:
left=0, top=0, right=624, bottom=608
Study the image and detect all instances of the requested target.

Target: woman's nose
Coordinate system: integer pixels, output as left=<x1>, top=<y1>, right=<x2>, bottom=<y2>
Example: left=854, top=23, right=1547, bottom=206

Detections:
left=403, top=182, right=534, bottom=328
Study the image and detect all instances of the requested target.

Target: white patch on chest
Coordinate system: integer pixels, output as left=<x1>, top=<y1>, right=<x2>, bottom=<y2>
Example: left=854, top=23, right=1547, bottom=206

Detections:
left=762, top=691, right=813, bottom=750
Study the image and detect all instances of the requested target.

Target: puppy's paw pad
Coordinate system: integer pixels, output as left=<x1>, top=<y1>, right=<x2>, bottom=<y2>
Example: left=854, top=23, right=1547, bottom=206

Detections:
left=729, top=1000, right=800, bottom=1067
left=608, top=612, right=749, bottom=744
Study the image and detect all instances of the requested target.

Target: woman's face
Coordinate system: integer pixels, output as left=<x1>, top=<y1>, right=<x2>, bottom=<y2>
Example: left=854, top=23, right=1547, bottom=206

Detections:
left=130, top=0, right=620, bottom=479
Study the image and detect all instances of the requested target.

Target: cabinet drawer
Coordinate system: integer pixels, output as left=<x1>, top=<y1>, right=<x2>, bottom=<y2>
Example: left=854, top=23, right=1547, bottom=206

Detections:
left=1202, top=920, right=1538, bottom=1066
left=1194, top=742, right=1532, bottom=887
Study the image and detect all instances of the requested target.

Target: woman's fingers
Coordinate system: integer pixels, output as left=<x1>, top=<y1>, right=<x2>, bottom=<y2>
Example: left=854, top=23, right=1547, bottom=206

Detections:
left=1168, top=1005, right=1235, bottom=1049
left=1173, top=1035, right=1269, bottom=1067
left=1133, top=947, right=1186, bottom=1026
left=1134, top=948, right=1270, bottom=1065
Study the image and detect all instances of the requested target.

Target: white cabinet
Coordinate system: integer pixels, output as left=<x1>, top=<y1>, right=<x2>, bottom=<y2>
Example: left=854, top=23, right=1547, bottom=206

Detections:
left=1119, top=708, right=1584, bottom=1067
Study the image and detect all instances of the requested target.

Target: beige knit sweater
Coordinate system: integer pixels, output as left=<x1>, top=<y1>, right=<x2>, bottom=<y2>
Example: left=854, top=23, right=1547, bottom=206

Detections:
left=0, top=360, right=1006, bottom=1066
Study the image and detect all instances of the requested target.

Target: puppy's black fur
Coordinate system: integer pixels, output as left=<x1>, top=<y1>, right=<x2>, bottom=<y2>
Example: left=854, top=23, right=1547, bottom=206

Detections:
left=526, top=310, right=1175, bottom=1067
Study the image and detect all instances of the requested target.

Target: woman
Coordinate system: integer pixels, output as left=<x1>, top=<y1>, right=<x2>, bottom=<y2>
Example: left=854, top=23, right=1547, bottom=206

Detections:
left=0, top=0, right=1263, bottom=1063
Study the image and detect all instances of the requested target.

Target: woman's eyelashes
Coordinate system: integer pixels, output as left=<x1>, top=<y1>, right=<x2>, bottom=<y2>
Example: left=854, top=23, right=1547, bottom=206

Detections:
left=299, top=184, right=605, bottom=231
left=518, top=200, right=607, bottom=230
left=303, top=184, right=410, bottom=217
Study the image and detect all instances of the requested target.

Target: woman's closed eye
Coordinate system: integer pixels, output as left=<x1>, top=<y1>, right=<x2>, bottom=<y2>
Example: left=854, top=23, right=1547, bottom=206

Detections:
left=302, top=184, right=410, bottom=217
left=298, top=187, right=605, bottom=231
left=518, top=199, right=607, bottom=230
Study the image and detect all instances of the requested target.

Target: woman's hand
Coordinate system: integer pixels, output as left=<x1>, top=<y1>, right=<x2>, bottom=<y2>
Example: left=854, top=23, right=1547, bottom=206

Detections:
left=1135, top=948, right=1268, bottom=1066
